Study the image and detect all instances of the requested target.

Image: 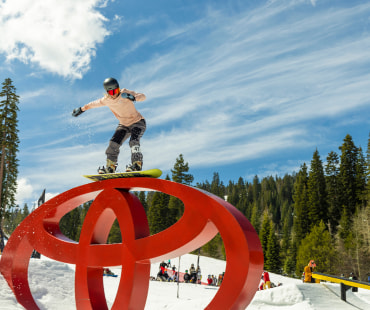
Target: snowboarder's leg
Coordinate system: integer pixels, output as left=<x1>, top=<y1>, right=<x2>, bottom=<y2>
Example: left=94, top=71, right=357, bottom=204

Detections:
left=104, top=125, right=130, bottom=172
left=126, top=119, right=146, bottom=171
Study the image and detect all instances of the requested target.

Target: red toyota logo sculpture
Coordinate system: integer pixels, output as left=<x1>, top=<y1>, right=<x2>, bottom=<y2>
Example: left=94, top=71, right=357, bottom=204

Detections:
left=0, top=178, right=263, bottom=309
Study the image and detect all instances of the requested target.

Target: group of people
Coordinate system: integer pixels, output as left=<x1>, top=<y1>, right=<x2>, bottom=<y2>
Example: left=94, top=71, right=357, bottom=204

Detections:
left=183, top=263, right=202, bottom=284
left=156, top=261, right=178, bottom=282
left=207, top=274, right=224, bottom=286
left=157, top=261, right=225, bottom=285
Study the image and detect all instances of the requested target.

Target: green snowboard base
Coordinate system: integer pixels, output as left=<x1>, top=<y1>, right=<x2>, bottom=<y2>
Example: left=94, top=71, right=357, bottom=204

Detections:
left=83, top=168, right=162, bottom=182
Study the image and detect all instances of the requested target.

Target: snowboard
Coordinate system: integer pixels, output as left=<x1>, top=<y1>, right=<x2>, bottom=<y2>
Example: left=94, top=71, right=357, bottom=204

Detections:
left=103, top=274, right=118, bottom=277
left=83, top=168, right=162, bottom=182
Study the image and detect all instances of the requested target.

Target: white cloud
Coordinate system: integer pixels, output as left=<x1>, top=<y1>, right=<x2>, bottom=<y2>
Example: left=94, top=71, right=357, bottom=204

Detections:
left=16, top=177, right=59, bottom=207
left=0, top=0, right=111, bottom=78
left=15, top=177, right=34, bottom=206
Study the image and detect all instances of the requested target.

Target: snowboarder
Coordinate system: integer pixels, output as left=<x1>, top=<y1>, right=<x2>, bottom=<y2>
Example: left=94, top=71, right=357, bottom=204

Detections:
left=72, top=77, right=146, bottom=173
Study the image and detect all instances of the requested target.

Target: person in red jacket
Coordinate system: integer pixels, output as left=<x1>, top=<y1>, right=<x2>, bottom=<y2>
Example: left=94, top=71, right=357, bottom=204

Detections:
left=262, top=270, right=271, bottom=289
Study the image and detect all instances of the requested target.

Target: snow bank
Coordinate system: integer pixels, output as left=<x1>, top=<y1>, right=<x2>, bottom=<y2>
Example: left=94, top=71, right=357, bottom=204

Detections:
left=0, top=254, right=369, bottom=309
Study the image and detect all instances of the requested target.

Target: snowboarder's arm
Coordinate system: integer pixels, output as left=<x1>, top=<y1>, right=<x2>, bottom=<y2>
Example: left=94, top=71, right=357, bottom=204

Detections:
left=81, top=98, right=105, bottom=111
left=121, top=88, right=146, bottom=102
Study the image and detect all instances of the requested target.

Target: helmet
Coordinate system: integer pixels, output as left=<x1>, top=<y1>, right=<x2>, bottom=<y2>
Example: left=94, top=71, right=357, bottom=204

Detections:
left=103, top=77, right=119, bottom=91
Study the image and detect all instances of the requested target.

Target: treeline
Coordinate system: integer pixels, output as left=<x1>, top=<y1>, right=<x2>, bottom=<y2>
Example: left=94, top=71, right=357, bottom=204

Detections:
left=195, top=133, right=370, bottom=281
left=5, top=135, right=370, bottom=281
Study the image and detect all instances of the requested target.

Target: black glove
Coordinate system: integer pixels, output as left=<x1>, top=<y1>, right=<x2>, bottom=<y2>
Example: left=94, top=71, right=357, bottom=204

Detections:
left=121, top=93, right=135, bottom=101
left=72, top=107, right=84, bottom=117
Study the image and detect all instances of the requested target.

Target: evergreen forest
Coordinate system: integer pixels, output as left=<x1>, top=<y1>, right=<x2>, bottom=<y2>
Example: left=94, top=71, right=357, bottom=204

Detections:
left=4, top=135, right=370, bottom=281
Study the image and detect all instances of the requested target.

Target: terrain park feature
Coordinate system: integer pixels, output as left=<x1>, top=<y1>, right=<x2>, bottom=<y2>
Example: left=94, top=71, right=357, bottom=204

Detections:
left=0, top=177, right=264, bottom=310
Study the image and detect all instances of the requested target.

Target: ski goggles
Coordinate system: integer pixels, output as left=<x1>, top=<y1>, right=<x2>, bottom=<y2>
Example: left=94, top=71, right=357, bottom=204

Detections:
left=107, top=88, right=120, bottom=96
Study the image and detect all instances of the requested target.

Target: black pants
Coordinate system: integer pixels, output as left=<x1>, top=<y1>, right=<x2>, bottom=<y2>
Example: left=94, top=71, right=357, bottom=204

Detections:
left=105, top=119, right=146, bottom=164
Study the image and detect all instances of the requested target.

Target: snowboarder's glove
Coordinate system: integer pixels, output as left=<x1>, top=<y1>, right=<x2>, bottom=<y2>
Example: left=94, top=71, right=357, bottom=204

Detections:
left=121, top=93, right=135, bottom=101
left=72, top=107, right=84, bottom=117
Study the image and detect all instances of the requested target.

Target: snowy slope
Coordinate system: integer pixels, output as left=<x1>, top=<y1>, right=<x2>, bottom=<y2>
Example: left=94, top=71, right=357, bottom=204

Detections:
left=0, top=254, right=369, bottom=309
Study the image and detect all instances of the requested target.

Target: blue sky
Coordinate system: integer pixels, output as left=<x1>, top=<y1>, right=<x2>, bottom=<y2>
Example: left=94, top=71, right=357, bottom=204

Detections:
left=1, top=0, right=370, bottom=206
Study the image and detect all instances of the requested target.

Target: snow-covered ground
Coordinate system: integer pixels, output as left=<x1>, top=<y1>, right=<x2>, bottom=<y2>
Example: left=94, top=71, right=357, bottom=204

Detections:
left=0, top=253, right=369, bottom=309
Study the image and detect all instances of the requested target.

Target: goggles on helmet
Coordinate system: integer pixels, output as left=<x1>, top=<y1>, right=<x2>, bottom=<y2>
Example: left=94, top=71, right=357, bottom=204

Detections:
left=107, top=88, right=120, bottom=96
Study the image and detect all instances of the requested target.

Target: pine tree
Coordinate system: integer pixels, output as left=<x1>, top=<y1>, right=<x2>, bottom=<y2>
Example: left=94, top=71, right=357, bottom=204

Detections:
left=296, top=221, right=338, bottom=275
left=171, top=154, right=194, bottom=185
left=307, top=150, right=328, bottom=228
left=59, top=207, right=81, bottom=242
left=108, top=220, right=122, bottom=243
left=367, top=133, right=370, bottom=203
left=250, top=202, right=261, bottom=234
left=259, top=212, right=271, bottom=261
left=210, top=172, right=225, bottom=198
left=293, top=163, right=310, bottom=245
left=137, top=191, right=148, bottom=212
left=147, top=190, right=171, bottom=234
left=355, top=147, right=367, bottom=209
left=0, top=78, right=20, bottom=250
left=325, top=151, right=341, bottom=234
left=265, top=224, right=281, bottom=273
left=338, top=134, right=359, bottom=216
left=350, top=207, right=370, bottom=280
left=169, top=154, right=194, bottom=221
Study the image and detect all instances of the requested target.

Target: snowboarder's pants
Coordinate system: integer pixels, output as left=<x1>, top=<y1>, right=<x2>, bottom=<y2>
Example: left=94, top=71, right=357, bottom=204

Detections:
left=106, top=119, right=146, bottom=164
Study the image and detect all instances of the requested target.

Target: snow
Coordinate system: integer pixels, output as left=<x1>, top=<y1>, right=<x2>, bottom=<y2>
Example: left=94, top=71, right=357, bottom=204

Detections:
left=0, top=254, right=369, bottom=309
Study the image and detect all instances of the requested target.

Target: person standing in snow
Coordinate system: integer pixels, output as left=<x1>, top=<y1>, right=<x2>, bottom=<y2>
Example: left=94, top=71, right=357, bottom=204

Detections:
left=184, top=270, right=191, bottom=283
left=262, top=271, right=271, bottom=289
left=189, top=263, right=197, bottom=283
left=304, top=260, right=316, bottom=283
left=72, top=77, right=146, bottom=173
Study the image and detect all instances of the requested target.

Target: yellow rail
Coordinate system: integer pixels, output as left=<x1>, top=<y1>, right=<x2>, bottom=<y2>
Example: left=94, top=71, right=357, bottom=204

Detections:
left=312, top=272, right=370, bottom=290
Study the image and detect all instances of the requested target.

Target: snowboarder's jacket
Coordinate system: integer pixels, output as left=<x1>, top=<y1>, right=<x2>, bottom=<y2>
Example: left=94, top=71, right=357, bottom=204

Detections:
left=82, top=88, right=146, bottom=126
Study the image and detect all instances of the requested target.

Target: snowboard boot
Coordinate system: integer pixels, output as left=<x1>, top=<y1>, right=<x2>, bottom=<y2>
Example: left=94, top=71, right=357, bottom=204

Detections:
left=98, top=159, right=117, bottom=174
left=126, top=161, right=142, bottom=172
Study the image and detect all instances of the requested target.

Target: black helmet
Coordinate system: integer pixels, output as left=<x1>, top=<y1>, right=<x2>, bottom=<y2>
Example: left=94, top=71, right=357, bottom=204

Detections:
left=103, top=78, right=119, bottom=91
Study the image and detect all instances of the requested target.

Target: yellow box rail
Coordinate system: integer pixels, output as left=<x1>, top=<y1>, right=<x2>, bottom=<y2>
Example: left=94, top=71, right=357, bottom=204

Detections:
left=312, top=272, right=370, bottom=302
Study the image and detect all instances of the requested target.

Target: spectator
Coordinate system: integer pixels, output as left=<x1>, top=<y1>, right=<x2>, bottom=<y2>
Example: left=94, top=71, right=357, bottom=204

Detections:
left=367, top=273, right=370, bottom=283
left=189, top=263, right=197, bottom=283
left=258, top=275, right=264, bottom=290
left=304, top=260, right=316, bottom=283
left=217, top=272, right=225, bottom=286
left=196, top=266, right=202, bottom=284
left=157, top=261, right=169, bottom=281
left=262, top=271, right=271, bottom=289
left=184, top=270, right=191, bottom=283
left=103, top=268, right=114, bottom=276
left=349, top=272, right=358, bottom=292
left=212, top=275, right=217, bottom=286
left=207, top=275, right=213, bottom=285
left=169, top=266, right=178, bottom=282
